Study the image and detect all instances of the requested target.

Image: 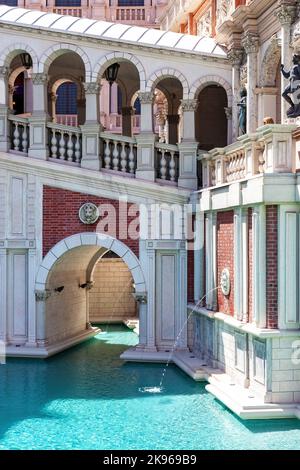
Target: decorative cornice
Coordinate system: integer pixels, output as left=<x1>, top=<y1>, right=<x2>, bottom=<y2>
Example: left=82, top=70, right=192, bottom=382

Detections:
left=35, top=290, right=51, bottom=301
left=181, top=99, right=199, bottom=112
left=83, top=82, right=101, bottom=94
left=275, top=5, right=296, bottom=26
left=138, top=92, right=154, bottom=104
left=32, top=73, right=48, bottom=85
left=227, top=49, right=243, bottom=66
left=241, top=33, right=259, bottom=54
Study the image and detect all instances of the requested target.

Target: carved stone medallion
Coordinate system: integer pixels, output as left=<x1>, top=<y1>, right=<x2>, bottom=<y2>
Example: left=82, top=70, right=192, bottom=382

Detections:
left=220, top=268, right=230, bottom=296
left=79, top=203, right=99, bottom=225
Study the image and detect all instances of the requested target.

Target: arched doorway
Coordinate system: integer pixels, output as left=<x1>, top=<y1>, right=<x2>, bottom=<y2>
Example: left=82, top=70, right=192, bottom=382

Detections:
left=35, top=233, right=146, bottom=354
left=196, top=84, right=228, bottom=150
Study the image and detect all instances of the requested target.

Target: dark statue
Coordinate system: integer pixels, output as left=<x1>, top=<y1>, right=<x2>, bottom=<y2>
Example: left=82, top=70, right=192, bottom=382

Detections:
left=281, top=54, right=300, bottom=118
left=237, top=87, right=247, bottom=135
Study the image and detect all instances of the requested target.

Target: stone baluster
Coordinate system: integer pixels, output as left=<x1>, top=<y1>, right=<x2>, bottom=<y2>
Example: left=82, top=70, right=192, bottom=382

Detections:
left=13, top=123, right=20, bottom=151
left=74, top=135, right=81, bottom=163
left=67, top=132, right=74, bottom=161
left=169, top=150, right=176, bottom=182
left=59, top=132, right=65, bottom=160
left=51, top=131, right=58, bottom=159
left=104, top=138, right=111, bottom=169
left=128, top=143, right=135, bottom=174
left=21, top=124, right=28, bottom=153
left=120, top=142, right=127, bottom=172
left=241, top=33, right=259, bottom=134
left=160, top=149, right=167, bottom=179
left=112, top=140, right=119, bottom=171
left=275, top=4, right=296, bottom=122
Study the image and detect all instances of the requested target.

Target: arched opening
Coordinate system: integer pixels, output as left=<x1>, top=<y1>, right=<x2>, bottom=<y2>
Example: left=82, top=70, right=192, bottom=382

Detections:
left=152, top=77, right=183, bottom=144
left=196, top=84, right=228, bottom=150
left=8, top=54, right=34, bottom=116
left=36, top=233, right=146, bottom=351
left=47, top=52, right=86, bottom=125
left=100, top=60, right=140, bottom=137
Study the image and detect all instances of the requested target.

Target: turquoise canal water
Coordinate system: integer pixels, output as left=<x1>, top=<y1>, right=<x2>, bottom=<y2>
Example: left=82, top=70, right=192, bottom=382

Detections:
left=0, top=325, right=299, bottom=450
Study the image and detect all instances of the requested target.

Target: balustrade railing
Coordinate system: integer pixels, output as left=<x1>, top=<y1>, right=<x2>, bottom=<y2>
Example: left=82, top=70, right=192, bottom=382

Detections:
left=100, top=133, right=137, bottom=175
left=200, top=124, right=296, bottom=188
left=155, top=143, right=179, bottom=183
left=116, top=7, right=146, bottom=22
left=52, top=7, right=83, bottom=17
left=8, top=115, right=29, bottom=155
left=48, top=123, right=82, bottom=164
left=56, top=114, right=78, bottom=127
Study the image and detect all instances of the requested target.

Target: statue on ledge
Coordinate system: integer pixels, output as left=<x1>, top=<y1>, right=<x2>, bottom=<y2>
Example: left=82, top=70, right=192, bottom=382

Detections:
left=237, top=87, right=247, bottom=135
left=281, top=54, right=300, bottom=118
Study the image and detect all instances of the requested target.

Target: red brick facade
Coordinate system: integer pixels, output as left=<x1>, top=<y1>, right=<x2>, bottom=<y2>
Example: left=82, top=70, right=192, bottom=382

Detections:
left=266, top=205, right=278, bottom=328
left=187, top=248, right=194, bottom=303
left=248, top=208, right=253, bottom=323
left=43, top=186, right=139, bottom=257
left=217, top=211, right=234, bottom=315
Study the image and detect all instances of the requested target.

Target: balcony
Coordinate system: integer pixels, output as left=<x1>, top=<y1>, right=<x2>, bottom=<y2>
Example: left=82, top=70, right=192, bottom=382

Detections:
left=8, top=114, right=181, bottom=186
left=200, top=124, right=297, bottom=189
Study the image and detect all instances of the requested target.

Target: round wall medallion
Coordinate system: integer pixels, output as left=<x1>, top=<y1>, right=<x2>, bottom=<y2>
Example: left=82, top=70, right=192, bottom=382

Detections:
left=220, top=268, right=230, bottom=296
left=79, top=203, right=99, bottom=225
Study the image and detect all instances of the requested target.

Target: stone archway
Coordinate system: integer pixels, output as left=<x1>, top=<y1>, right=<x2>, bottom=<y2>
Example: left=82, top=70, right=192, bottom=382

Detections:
left=35, top=232, right=147, bottom=356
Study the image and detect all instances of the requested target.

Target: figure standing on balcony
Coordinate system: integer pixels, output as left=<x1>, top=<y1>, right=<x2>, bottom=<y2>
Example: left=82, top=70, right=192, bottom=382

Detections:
left=281, top=54, right=300, bottom=118
left=237, top=87, right=247, bottom=135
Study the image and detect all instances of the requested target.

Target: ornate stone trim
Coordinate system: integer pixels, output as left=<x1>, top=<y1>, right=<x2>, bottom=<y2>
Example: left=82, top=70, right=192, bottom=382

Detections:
left=181, top=99, right=198, bottom=112
left=32, top=73, right=48, bottom=85
left=227, top=49, right=243, bottom=66
left=132, top=292, right=147, bottom=304
left=83, top=82, right=101, bottom=94
left=138, top=92, right=154, bottom=104
left=275, top=5, right=295, bottom=26
left=78, top=203, right=100, bottom=225
left=220, top=268, right=230, bottom=296
left=35, top=290, right=51, bottom=301
left=242, top=33, right=259, bottom=54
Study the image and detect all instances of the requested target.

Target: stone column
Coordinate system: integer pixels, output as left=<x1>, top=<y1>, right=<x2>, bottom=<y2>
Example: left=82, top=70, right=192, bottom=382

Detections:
left=242, top=33, right=259, bottom=134
left=194, top=210, right=205, bottom=304
left=227, top=49, right=243, bottom=142
left=80, top=82, right=102, bottom=170
left=252, top=205, right=266, bottom=328
left=0, top=66, right=9, bottom=152
left=224, top=106, right=232, bottom=145
left=28, top=73, right=49, bottom=159
left=136, top=92, right=156, bottom=182
left=0, top=248, right=7, bottom=343
left=122, top=106, right=134, bottom=137
left=275, top=4, right=296, bottom=122
left=50, top=93, right=57, bottom=122
left=145, top=246, right=157, bottom=351
left=167, top=113, right=180, bottom=144
left=178, top=99, right=199, bottom=190
left=35, top=290, right=51, bottom=345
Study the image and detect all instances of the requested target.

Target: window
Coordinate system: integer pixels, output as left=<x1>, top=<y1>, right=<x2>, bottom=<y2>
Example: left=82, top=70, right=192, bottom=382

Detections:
left=0, top=0, right=18, bottom=5
left=56, top=83, right=77, bottom=115
left=55, top=0, right=81, bottom=6
left=118, top=0, right=144, bottom=6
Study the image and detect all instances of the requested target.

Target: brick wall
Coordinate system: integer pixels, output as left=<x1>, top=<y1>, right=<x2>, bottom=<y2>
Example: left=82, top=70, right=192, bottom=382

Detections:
left=43, top=186, right=139, bottom=257
left=89, top=258, right=136, bottom=322
left=217, top=211, right=234, bottom=315
left=266, top=205, right=278, bottom=328
left=248, top=208, right=253, bottom=323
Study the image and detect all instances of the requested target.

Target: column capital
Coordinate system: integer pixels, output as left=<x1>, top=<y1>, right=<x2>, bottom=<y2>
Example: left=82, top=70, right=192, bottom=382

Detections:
left=83, top=82, right=101, bottom=94
left=138, top=91, right=154, bottom=104
left=275, top=5, right=296, bottom=25
left=180, top=99, right=198, bottom=112
left=227, top=48, right=244, bottom=66
left=35, top=290, right=51, bottom=302
left=32, top=73, right=48, bottom=85
left=242, top=33, right=259, bottom=54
